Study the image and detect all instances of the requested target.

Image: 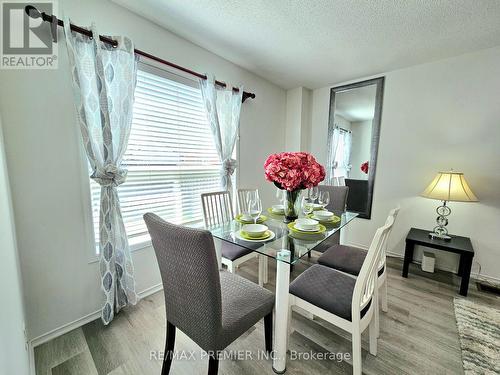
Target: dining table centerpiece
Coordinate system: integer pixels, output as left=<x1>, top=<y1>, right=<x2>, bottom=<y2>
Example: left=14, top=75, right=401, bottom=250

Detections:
left=264, top=152, right=326, bottom=222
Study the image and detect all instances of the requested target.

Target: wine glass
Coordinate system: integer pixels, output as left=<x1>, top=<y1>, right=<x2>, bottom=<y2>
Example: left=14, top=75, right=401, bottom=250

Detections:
left=308, top=186, right=319, bottom=202
left=318, top=190, right=330, bottom=210
left=248, top=197, right=262, bottom=224
left=301, top=196, right=314, bottom=217
left=246, top=190, right=259, bottom=214
left=275, top=187, right=285, bottom=204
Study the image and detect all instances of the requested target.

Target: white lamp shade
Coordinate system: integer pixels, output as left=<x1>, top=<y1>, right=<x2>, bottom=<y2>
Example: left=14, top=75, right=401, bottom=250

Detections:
left=421, top=171, right=478, bottom=202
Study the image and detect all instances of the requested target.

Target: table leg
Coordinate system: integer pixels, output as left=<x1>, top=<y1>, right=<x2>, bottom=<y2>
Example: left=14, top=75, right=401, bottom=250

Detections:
left=402, top=241, right=414, bottom=278
left=273, top=250, right=291, bottom=374
left=458, top=254, right=465, bottom=276
left=459, top=255, right=473, bottom=296
left=258, top=255, right=265, bottom=287
left=264, top=256, right=269, bottom=284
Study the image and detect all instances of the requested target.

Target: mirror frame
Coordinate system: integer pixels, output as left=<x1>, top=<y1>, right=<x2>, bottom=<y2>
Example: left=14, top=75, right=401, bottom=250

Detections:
left=326, top=76, right=385, bottom=219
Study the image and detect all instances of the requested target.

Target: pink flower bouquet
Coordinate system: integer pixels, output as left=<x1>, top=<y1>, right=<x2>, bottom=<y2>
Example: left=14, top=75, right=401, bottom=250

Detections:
left=264, top=152, right=326, bottom=191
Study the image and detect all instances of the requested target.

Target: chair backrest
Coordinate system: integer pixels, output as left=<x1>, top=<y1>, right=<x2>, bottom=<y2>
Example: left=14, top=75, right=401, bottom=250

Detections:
left=337, top=176, right=346, bottom=186
left=318, top=185, right=349, bottom=213
left=344, top=179, right=369, bottom=213
left=201, top=191, right=234, bottom=226
left=351, top=213, right=396, bottom=322
left=378, top=207, right=400, bottom=272
left=237, top=188, right=258, bottom=215
left=144, top=213, right=222, bottom=350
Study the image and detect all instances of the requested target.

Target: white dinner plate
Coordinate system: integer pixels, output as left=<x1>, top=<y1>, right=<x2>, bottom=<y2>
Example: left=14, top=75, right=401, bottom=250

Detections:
left=234, top=230, right=276, bottom=242
left=294, top=223, right=320, bottom=232
left=311, top=215, right=334, bottom=222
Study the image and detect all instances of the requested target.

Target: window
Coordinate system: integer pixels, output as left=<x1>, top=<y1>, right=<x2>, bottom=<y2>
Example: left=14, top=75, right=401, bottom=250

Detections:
left=89, top=65, right=223, bottom=252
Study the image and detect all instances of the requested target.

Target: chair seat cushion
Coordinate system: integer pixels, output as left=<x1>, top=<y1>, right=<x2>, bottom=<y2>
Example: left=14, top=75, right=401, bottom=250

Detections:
left=318, top=244, right=386, bottom=277
left=221, top=241, right=254, bottom=261
left=318, top=244, right=367, bottom=276
left=218, top=270, right=274, bottom=349
left=289, top=265, right=370, bottom=321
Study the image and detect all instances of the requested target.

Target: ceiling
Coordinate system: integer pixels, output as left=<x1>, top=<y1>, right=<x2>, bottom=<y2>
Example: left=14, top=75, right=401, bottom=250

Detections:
left=113, top=0, right=500, bottom=89
left=335, top=85, right=376, bottom=122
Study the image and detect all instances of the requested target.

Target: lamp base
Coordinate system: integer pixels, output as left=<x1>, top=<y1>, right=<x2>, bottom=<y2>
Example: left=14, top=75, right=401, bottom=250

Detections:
left=429, top=201, right=452, bottom=241
left=428, top=232, right=451, bottom=241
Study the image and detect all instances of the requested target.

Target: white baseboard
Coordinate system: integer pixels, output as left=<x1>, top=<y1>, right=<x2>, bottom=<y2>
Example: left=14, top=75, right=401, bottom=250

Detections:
left=28, top=282, right=163, bottom=375
left=344, top=241, right=369, bottom=251
left=137, top=282, right=164, bottom=300
left=345, top=241, right=500, bottom=285
left=385, top=250, right=500, bottom=285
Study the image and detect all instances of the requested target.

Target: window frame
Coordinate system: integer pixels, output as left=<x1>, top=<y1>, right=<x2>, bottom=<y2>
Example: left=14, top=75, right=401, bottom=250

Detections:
left=81, top=62, right=239, bottom=262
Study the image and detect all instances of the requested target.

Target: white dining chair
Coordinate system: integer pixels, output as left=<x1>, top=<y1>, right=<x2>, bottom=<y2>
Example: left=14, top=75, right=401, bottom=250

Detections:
left=237, top=188, right=257, bottom=215
left=318, top=207, right=400, bottom=337
left=288, top=215, right=395, bottom=375
left=201, top=191, right=265, bottom=286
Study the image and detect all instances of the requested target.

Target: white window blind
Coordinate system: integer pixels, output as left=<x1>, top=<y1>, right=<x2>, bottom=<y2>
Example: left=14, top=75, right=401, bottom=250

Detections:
left=90, top=66, right=222, bottom=252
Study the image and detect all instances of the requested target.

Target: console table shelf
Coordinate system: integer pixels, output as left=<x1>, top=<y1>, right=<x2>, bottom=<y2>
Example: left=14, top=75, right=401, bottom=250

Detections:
left=403, top=228, right=474, bottom=296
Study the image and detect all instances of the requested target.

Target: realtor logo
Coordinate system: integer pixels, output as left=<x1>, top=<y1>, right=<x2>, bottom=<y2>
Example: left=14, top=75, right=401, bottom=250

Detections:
left=1, top=1, right=58, bottom=69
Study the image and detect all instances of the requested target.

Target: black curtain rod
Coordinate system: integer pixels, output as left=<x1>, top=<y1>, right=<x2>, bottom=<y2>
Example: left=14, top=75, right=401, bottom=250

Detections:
left=335, top=125, right=351, bottom=133
left=24, top=5, right=256, bottom=103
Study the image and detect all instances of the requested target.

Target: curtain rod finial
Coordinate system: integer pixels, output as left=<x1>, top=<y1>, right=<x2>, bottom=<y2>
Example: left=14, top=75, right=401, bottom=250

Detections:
left=242, top=92, right=256, bottom=103
left=25, top=5, right=42, bottom=19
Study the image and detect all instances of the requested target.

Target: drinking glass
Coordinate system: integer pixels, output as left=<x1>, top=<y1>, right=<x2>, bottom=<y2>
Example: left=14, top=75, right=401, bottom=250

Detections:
left=248, top=197, right=262, bottom=224
left=246, top=190, right=259, bottom=213
left=318, top=190, right=330, bottom=210
left=308, top=186, right=319, bottom=202
left=275, top=187, right=285, bottom=204
left=301, top=196, right=314, bottom=217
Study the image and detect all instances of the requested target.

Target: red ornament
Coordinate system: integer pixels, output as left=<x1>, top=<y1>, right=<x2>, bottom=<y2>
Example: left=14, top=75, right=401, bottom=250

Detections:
left=361, top=161, right=369, bottom=174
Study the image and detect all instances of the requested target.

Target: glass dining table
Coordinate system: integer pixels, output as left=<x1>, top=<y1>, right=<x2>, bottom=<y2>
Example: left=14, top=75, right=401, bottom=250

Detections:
left=200, top=210, right=358, bottom=373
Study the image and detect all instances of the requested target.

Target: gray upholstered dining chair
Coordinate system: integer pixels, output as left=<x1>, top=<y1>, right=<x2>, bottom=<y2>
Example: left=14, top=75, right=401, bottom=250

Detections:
left=144, top=213, right=274, bottom=375
left=310, top=185, right=349, bottom=254
left=317, top=207, right=400, bottom=337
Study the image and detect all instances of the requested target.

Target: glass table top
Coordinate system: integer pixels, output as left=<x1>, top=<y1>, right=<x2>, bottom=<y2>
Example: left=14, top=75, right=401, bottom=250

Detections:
left=199, top=210, right=358, bottom=265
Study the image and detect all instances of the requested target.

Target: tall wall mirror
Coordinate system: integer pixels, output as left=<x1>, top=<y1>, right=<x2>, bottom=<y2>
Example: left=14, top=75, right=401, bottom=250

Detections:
left=326, top=77, right=384, bottom=219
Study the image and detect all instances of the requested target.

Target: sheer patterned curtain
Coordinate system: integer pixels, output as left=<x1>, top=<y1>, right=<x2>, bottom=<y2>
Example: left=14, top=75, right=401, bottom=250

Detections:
left=326, top=127, right=340, bottom=184
left=342, top=131, right=352, bottom=177
left=199, top=75, right=243, bottom=192
left=64, top=21, right=138, bottom=325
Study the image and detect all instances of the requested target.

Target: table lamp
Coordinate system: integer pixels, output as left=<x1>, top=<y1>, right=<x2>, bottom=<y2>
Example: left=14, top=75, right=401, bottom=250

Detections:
left=420, top=170, right=478, bottom=240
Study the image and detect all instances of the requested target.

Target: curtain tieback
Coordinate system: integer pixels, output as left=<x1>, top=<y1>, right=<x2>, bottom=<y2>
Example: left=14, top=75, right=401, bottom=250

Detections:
left=221, top=158, right=237, bottom=176
left=91, top=164, right=128, bottom=187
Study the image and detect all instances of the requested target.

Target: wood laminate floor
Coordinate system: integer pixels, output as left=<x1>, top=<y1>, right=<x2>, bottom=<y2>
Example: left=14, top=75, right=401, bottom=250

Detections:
left=34, top=255, right=500, bottom=375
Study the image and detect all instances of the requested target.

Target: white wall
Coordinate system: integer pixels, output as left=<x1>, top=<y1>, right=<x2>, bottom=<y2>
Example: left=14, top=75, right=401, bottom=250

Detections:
left=334, top=114, right=351, bottom=131
left=0, top=0, right=285, bottom=341
left=0, top=117, right=30, bottom=375
left=285, top=88, right=302, bottom=150
left=285, top=87, right=311, bottom=151
left=349, top=120, right=372, bottom=180
left=311, top=46, right=500, bottom=280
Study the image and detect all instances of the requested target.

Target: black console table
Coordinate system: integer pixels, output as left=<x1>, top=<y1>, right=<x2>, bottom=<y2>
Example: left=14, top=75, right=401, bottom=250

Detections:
left=403, top=228, right=474, bottom=296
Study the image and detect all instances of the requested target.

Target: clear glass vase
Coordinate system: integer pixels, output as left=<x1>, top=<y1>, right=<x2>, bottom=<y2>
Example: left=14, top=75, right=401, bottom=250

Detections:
left=284, top=189, right=302, bottom=223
